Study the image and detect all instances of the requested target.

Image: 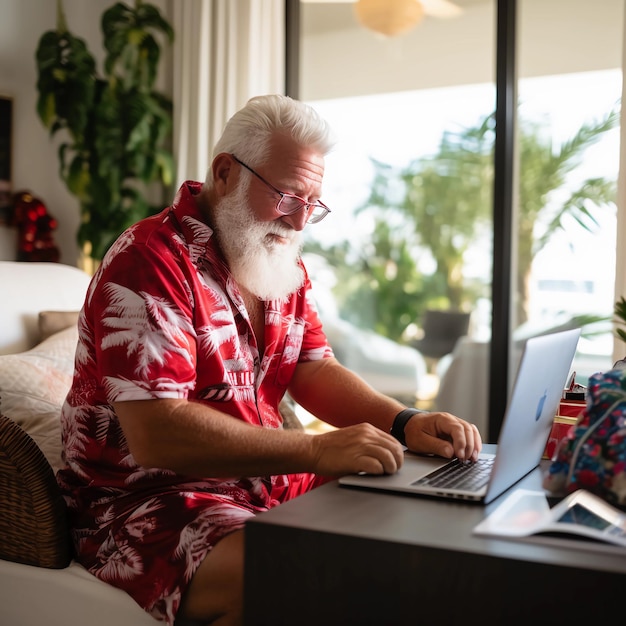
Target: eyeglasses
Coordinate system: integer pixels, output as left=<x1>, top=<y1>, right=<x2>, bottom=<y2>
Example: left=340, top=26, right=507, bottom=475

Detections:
left=231, top=155, right=331, bottom=224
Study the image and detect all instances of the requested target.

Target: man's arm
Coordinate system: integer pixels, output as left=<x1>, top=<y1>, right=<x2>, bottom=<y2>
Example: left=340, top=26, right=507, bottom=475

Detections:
left=288, top=357, right=405, bottom=432
left=288, top=358, right=482, bottom=462
left=113, top=396, right=404, bottom=478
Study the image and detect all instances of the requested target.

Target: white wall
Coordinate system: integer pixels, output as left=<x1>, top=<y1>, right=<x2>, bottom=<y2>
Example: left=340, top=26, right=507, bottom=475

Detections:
left=0, top=0, right=170, bottom=266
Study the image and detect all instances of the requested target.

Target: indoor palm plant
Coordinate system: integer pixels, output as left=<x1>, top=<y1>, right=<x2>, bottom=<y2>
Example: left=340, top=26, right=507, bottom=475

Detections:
left=35, top=0, right=174, bottom=262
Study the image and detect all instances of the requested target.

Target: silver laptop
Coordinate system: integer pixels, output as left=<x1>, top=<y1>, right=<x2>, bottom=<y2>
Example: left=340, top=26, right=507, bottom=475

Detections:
left=339, top=328, right=581, bottom=504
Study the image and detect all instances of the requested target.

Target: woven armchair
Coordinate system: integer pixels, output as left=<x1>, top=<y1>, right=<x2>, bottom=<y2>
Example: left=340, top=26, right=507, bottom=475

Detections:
left=0, top=413, right=71, bottom=569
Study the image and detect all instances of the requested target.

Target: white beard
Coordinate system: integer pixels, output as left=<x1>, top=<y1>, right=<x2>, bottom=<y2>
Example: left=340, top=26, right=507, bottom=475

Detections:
left=212, top=182, right=305, bottom=301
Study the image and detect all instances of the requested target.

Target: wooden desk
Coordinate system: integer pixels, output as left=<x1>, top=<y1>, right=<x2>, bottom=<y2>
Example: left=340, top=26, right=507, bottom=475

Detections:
left=244, top=455, right=626, bottom=625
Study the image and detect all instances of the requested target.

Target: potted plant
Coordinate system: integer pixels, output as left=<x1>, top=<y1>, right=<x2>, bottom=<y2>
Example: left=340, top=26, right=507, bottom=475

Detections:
left=35, top=0, right=174, bottom=263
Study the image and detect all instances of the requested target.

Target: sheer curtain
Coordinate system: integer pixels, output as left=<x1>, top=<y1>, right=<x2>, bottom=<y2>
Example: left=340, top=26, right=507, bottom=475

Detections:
left=171, top=0, right=285, bottom=187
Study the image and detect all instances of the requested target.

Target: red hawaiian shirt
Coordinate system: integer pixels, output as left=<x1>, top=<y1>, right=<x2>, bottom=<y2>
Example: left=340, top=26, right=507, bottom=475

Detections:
left=57, top=181, right=334, bottom=624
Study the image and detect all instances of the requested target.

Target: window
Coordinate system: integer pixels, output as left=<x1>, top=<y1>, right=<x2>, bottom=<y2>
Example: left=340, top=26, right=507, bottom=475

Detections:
left=296, top=0, right=622, bottom=436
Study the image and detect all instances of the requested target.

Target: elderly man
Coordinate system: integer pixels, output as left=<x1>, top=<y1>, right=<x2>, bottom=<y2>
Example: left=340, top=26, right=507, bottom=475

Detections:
left=58, top=94, right=481, bottom=626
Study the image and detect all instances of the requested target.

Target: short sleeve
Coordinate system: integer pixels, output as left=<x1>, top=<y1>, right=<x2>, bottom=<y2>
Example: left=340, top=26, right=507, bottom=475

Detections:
left=89, top=240, right=199, bottom=402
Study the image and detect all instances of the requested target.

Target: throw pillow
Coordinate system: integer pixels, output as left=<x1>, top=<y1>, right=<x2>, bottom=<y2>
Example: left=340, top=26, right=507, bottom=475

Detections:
left=38, top=309, right=80, bottom=342
left=0, top=326, right=78, bottom=473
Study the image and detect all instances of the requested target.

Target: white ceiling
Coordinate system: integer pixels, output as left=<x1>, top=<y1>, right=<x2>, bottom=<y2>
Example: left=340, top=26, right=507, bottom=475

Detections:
left=299, top=0, right=624, bottom=101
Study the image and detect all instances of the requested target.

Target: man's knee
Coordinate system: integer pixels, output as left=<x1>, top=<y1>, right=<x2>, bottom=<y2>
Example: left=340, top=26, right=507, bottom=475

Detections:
left=178, top=529, right=245, bottom=625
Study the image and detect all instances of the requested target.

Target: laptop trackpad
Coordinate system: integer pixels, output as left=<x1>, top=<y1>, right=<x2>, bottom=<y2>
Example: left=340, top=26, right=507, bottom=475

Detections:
left=339, top=452, right=450, bottom=489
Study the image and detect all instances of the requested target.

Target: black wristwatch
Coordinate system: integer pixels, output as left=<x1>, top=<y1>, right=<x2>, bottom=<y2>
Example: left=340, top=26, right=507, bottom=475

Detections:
left=390, top=408, right=427, bottom=446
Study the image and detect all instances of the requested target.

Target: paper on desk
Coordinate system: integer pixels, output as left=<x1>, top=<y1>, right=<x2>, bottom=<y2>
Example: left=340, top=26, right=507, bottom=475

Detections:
left=473, top=489, right=626, bottom=555
left=473, top=489, right=552, bottom=537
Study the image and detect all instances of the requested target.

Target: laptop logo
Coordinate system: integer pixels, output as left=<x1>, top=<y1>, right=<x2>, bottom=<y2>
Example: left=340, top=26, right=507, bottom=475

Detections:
left=535, top=390, right=548, bottom=421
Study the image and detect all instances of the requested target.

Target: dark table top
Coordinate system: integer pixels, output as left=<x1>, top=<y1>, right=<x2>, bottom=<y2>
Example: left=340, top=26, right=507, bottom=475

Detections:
left=247, top=448, right=626, bottom=574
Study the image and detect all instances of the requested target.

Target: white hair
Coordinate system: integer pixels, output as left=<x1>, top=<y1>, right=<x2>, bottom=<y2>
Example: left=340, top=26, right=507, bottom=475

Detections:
left=206, top=94, right=336, bottom=186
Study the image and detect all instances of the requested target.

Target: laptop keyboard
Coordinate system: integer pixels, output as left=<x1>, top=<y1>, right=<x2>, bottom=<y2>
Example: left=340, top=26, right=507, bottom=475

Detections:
left=411, top=457, right=494, bottom=492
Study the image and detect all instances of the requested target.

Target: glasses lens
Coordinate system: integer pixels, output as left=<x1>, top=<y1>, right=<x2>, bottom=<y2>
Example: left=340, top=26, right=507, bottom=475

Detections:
left=277, top=195, right=330, bottom=223
left=277, top=195, right=304, bottom=215
left=307, top=204, right=329, bottom=224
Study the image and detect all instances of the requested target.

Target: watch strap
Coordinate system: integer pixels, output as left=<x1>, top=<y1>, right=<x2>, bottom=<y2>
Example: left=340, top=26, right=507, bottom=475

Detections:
left=390, top=408, right=427, bottom=446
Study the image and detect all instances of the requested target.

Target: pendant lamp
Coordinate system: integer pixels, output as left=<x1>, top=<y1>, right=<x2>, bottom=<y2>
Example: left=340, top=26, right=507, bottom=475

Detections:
left=353, top=0, right=425, bottom=37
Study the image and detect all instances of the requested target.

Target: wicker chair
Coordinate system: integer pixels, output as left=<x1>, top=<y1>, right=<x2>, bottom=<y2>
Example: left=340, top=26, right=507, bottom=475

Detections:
left=0, top=412, right=71, bottom=569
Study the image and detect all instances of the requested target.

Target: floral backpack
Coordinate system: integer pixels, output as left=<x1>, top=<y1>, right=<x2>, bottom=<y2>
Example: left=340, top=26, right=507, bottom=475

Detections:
left=543, top=366, right=626, bottom=508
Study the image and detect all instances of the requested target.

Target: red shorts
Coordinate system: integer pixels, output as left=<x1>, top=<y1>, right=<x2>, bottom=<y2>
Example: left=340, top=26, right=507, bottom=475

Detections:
left=71, top=472, right=331, bottom=624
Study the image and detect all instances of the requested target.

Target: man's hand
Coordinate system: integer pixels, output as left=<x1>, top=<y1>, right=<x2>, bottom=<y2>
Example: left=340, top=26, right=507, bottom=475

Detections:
left=403, top=412, right=482, bottom=462
left=309, top=423, right=404, bottom=476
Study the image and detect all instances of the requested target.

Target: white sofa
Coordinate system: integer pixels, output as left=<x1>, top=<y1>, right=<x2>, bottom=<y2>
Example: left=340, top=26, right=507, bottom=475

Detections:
left=0, top=261, right=158, bottom=626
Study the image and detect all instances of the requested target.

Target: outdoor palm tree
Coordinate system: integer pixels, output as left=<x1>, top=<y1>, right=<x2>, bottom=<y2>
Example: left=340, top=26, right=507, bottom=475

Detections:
left=306, top=106, right=619, bottom=342
left=376, top=114, right=495, bottom=312
left=516, top=110, right=618, bottom=322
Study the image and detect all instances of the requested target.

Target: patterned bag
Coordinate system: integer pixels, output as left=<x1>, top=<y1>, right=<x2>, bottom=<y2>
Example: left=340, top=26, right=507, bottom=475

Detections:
left=543, top=367, right=626, bottom=508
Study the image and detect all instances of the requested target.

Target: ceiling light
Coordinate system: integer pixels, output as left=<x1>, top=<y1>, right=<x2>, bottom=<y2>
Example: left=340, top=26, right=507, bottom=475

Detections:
left=353, top=0, right=425, bottom=37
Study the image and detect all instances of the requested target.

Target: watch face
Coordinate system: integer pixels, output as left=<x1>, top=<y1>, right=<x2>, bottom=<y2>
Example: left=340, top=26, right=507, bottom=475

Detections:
left=557, top=503, right=611, bottom=530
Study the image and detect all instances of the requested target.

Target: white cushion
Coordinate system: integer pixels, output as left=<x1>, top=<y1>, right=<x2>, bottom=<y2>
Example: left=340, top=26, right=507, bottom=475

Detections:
left=0, top=261, right=90, bottom=355
left=0, top=559, right=156, bottom=626
left=0, top=326, right=78, bottom=473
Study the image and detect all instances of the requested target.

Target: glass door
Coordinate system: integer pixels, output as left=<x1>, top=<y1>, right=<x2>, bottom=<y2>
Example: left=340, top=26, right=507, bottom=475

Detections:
left=296, top=0, right=622, bottom=438
left=516, top=0, right=622, bottom=387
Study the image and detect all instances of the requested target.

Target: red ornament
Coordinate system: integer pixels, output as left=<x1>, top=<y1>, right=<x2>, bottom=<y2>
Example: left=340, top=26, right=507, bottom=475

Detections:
left=11, top=191, right=60, bottom=262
